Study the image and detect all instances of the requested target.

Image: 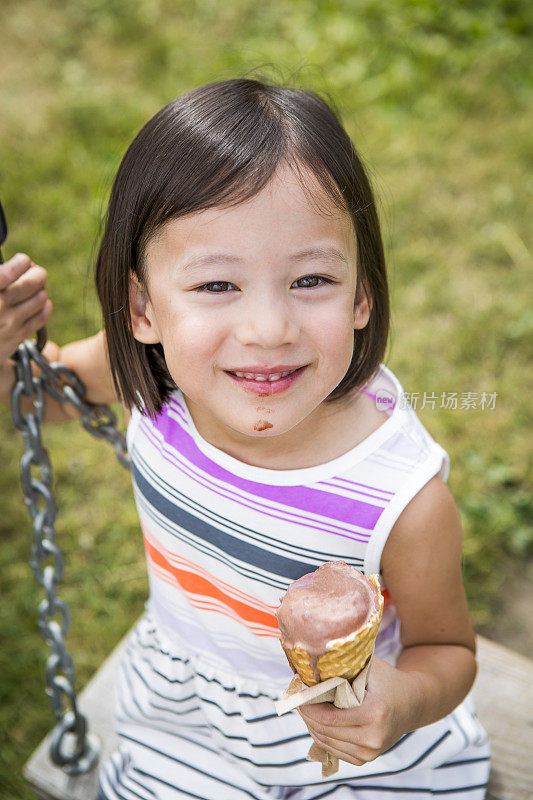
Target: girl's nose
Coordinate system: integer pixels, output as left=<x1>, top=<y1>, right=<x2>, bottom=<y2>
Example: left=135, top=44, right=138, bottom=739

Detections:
left=233, top=294, right=299, bottom=348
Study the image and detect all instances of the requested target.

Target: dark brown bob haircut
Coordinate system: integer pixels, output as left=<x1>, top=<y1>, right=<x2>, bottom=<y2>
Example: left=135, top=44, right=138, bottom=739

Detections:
left=96, top=76, right=389, bottom=419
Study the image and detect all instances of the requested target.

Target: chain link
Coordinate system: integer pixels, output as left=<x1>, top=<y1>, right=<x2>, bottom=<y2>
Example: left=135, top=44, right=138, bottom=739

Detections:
left=11, top=333, right=130, bottom=775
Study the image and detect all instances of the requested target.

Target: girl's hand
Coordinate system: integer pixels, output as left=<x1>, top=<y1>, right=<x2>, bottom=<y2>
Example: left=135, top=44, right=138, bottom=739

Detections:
left=0, top=253, right=52, bottom=363
left=298, top=656, right=418, bottom=767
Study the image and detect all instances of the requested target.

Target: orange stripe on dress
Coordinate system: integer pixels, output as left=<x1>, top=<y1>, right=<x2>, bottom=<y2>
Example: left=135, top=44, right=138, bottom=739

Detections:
left=142, top=526, right=278, bottom=612
left=143, top=532, right=279, bottom=634
left=148, top=562, right=279, bottom=637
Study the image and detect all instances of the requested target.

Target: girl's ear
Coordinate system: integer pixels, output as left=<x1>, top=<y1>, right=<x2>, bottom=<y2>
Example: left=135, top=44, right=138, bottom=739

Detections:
left=129, top=273, right=161, bottom=344
left=354, top=282, right=372, bottom=330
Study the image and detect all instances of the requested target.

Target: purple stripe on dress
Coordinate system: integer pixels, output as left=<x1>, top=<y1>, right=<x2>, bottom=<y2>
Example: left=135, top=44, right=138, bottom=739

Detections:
left=332, top=476, right=395, bottom=496
left=150, top=595, right=292, bottom=682
left=156, top=404, right=384, bottom=531
left=170, top=398, right=396, bottom=502
left=138, top=422, right=373, bottom=544
left=170, top=402, right=189, bottom=427
left=319, top=480, right=393, bottom=504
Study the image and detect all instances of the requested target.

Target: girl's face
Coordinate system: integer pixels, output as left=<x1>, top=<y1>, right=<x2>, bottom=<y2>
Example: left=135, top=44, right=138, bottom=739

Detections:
left=130, top=162, right=370, bottom=462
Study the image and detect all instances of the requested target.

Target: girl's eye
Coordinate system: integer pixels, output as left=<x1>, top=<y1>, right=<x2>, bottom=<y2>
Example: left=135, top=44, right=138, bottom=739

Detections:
left=292, top=275, right=332, bottom=289
left=196, top=281, right=237, bottom=293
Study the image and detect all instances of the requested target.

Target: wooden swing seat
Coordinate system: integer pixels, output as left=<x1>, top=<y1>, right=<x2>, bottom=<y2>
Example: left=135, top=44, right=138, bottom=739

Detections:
left=24, top=628, right=533, bottom=800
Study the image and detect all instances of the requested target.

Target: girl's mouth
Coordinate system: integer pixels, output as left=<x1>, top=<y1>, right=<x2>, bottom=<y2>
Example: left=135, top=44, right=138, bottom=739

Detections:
left=225, top=366, right=307, bottom=395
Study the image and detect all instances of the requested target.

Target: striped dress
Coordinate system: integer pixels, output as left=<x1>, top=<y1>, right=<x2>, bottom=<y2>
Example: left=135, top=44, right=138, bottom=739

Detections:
left=98, top=364, right=490, bottom=800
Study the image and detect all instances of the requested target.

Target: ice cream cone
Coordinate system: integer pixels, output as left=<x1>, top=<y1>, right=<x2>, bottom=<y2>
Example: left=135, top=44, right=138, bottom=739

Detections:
left=276, top=564, right=384, bottom=778
left=283, top=574, right=383, bottom=687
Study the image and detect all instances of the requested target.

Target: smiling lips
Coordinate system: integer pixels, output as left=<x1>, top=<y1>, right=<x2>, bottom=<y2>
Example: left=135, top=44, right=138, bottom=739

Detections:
left=231, top=369, right=298, bottom=382
left=227, top=364, right=304, bottom=382
left=226, top=365, right=307, bottom=394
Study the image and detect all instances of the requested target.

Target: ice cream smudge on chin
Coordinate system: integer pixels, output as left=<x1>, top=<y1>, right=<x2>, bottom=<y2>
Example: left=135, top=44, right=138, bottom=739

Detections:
left=254, top=406, right=273, bottom=431
left=253, top=419, right=274, bottom=431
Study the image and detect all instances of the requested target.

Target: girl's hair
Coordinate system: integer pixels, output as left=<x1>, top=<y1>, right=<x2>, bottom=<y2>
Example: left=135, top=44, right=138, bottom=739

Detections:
left=96, top=76, right=389, bottom=419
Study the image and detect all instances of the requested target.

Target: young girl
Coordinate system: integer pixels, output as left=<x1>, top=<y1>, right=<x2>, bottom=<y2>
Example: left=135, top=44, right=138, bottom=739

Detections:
left=1, top=77, right=490, bottom=799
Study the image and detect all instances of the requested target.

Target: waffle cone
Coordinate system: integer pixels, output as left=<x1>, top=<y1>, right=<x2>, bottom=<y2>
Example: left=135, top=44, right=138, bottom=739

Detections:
left=283, top=574, right=383, bottom=687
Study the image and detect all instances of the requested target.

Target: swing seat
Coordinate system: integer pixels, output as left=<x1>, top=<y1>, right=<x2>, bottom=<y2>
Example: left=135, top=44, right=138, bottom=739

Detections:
left=23, top=632, right=122, bottom=800
left=23, top=629, right=533, bottom=800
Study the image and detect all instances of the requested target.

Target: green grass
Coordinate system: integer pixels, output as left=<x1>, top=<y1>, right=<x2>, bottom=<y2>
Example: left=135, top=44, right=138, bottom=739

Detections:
left=0, top=0, right=531, bottom=797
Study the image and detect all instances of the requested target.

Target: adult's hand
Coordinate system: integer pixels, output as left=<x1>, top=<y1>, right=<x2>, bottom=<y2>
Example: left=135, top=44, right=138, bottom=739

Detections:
left=0, top=252, right=52, bottom=363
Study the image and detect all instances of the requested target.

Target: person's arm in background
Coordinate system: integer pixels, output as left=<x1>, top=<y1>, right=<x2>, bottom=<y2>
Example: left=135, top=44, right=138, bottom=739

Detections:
left=0, top=252, right=121, bottom=422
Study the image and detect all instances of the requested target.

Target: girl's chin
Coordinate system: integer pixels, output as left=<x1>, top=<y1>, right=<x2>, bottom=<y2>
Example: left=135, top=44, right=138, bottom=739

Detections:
left=224, top=407, right=312, bottom=441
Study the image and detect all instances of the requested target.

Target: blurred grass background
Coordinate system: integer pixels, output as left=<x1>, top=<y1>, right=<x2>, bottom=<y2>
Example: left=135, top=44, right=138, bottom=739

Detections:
left=0, top=0, right=531, bottom=796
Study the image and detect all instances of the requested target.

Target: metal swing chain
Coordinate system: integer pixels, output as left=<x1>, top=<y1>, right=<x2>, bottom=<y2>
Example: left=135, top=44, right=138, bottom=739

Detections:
left=11, top=332, right=130, bottom=775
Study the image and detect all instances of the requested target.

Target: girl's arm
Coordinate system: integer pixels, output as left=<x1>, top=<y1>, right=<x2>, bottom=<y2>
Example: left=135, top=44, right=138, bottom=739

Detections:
left=298, top=475, right=477, bottom=765
left=380, top=474, right=476, bottom=726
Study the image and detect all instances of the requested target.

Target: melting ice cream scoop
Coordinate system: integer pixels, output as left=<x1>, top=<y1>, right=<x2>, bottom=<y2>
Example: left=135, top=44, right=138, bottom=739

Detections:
left=276, top=560, right=383, bottom=685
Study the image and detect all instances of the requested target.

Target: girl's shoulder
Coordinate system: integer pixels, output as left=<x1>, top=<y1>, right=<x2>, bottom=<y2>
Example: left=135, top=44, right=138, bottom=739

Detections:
left=358, top=364, right=448, bottom=465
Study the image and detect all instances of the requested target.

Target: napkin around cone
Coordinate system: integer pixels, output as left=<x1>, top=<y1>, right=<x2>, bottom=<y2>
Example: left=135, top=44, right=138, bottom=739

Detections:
left=275, top=654, right=373, bottom=777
